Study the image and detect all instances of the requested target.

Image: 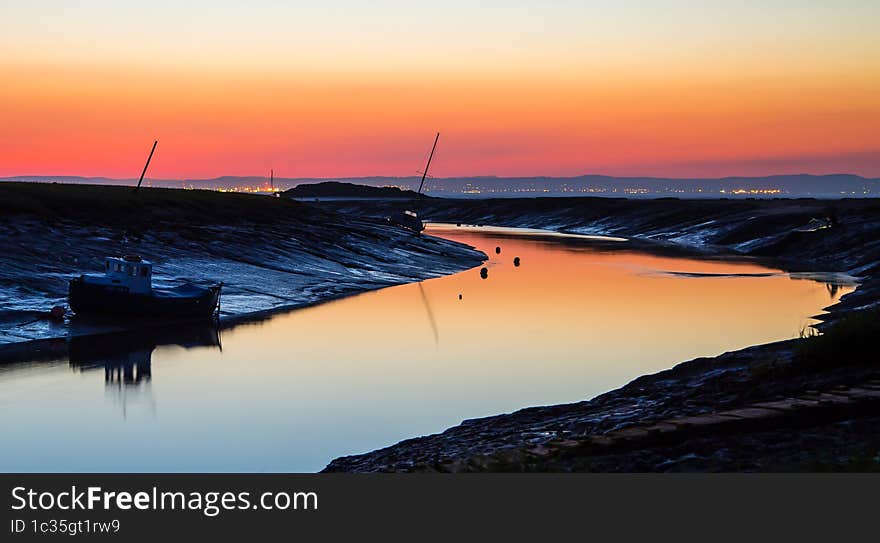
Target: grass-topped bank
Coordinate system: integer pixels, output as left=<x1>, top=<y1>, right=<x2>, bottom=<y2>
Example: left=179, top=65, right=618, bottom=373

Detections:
left=0, top=181, right=315, bottom=226
left=0, top=182, right=485, bottom=345
left=795, top=307, right=880, bottom=370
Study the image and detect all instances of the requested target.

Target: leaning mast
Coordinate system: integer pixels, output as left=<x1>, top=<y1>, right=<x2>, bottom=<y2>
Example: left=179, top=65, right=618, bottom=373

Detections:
left=417, top=132, right=440, bottom=196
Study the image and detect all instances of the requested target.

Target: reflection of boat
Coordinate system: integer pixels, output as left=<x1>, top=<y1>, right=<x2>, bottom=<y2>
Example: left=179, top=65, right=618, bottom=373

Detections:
left=387, top=132, right=439, bottom=233
left=69, top=323, right=222, bottom=386
left=69, top=256, right=222, bottom=320
left=68, top=324, right=221, bottom=417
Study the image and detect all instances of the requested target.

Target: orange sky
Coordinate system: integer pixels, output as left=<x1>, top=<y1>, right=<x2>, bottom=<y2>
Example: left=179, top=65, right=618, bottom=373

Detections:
left=2, top=1, right=879, bottom=179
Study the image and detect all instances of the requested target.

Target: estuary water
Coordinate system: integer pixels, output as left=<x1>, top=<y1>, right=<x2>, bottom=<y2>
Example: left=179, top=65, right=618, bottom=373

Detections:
left=0, top=224, right=855, bottom=472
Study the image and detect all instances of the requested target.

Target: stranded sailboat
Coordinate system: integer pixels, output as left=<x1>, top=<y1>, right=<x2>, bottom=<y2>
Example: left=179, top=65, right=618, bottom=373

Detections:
left=387, top=132, right=439, bottom=233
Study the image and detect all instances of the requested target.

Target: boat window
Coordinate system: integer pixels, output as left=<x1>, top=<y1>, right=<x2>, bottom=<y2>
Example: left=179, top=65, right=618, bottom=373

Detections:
left=140, top=266, right=149, bottom=277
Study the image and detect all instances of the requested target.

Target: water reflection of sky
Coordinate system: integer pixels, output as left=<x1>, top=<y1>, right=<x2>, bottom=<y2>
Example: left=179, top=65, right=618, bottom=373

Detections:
left=0, top=225, right=855, bottom=472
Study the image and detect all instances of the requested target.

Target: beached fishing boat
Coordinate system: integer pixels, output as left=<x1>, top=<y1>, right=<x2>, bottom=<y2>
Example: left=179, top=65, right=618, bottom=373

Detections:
left=68, top=255, right=222, bottom=320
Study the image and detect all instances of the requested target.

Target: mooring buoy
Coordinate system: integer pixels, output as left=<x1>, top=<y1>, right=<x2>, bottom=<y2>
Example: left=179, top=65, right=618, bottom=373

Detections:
left=513, top=257, right=521, bottom=267
left=495, top=246, right=501, bottom=254
left=480, top=267, right=488, bottom=279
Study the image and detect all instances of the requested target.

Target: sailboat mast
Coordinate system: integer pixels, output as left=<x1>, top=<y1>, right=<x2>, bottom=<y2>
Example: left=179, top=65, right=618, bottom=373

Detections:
left=135, top=140, right=158, bottom=192
left=417, top=132, right=439, bottom=196
left=270, top=169, right=274, bottom=191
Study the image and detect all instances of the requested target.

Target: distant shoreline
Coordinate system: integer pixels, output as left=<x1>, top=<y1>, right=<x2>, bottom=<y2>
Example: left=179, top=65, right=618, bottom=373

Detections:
left=3, top=173, right=878, bottom=199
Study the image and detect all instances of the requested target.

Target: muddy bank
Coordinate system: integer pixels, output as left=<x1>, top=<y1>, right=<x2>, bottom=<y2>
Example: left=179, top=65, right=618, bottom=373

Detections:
left=0, top=183, right=485, bottom=346
left=323, top=197, right=880, bottom=472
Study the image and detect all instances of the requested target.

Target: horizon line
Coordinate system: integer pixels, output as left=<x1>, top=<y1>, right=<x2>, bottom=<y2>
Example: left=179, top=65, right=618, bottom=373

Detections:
left=3, top=172, right=879, bottom=183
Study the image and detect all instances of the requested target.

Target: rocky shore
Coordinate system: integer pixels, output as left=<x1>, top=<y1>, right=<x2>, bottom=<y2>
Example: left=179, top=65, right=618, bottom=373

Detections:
left=0, top=183, right=485, bottom=347
left=323, top=196, right=880, bottom=472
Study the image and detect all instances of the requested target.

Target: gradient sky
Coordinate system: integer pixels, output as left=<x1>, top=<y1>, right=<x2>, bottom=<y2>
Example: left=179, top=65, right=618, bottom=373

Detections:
left=2, top=1, right=879, bottom=179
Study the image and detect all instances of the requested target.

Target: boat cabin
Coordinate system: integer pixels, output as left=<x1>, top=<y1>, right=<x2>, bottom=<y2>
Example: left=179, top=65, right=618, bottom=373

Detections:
left=83, top=255, right=153, bottom=294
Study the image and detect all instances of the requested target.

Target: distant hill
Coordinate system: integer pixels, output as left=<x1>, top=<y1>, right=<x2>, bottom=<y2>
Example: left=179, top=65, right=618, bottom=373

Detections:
left=282, top=181, right=426, bottom=199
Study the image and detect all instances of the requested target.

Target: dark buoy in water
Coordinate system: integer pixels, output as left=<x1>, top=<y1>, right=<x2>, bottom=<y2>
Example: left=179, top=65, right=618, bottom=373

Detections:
left=495, top=246, right=501, bottom=254
left=456, top=223, right=461, bottom=227
left=513, top=256, right=521, bottom=267
left=49, top=306, right=66, bottom=321
left=480, top=267, right=488, bottom=279
left=458, top=293, right=462, bottom=300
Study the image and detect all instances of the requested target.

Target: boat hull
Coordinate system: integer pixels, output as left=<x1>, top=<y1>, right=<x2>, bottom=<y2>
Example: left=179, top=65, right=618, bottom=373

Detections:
left=387, top=211, right=425, bottom=232
left=69, top=278, right=221, bottom=320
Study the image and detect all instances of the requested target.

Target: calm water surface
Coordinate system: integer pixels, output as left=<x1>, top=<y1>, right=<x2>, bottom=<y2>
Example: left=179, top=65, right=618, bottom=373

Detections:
left=0, top=225, right=855, bottom=471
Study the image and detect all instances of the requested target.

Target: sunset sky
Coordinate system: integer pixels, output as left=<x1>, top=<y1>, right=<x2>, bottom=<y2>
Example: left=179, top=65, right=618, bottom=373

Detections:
left=2, top=1, right=878, bottom=179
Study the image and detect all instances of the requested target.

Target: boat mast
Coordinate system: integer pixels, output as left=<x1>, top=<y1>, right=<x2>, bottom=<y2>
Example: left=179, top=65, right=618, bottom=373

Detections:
left=270, top=169, right=274, bottom=192
left=135, top=140, right=158, bottom=193
left=417, top=132, right=439, bottom=196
